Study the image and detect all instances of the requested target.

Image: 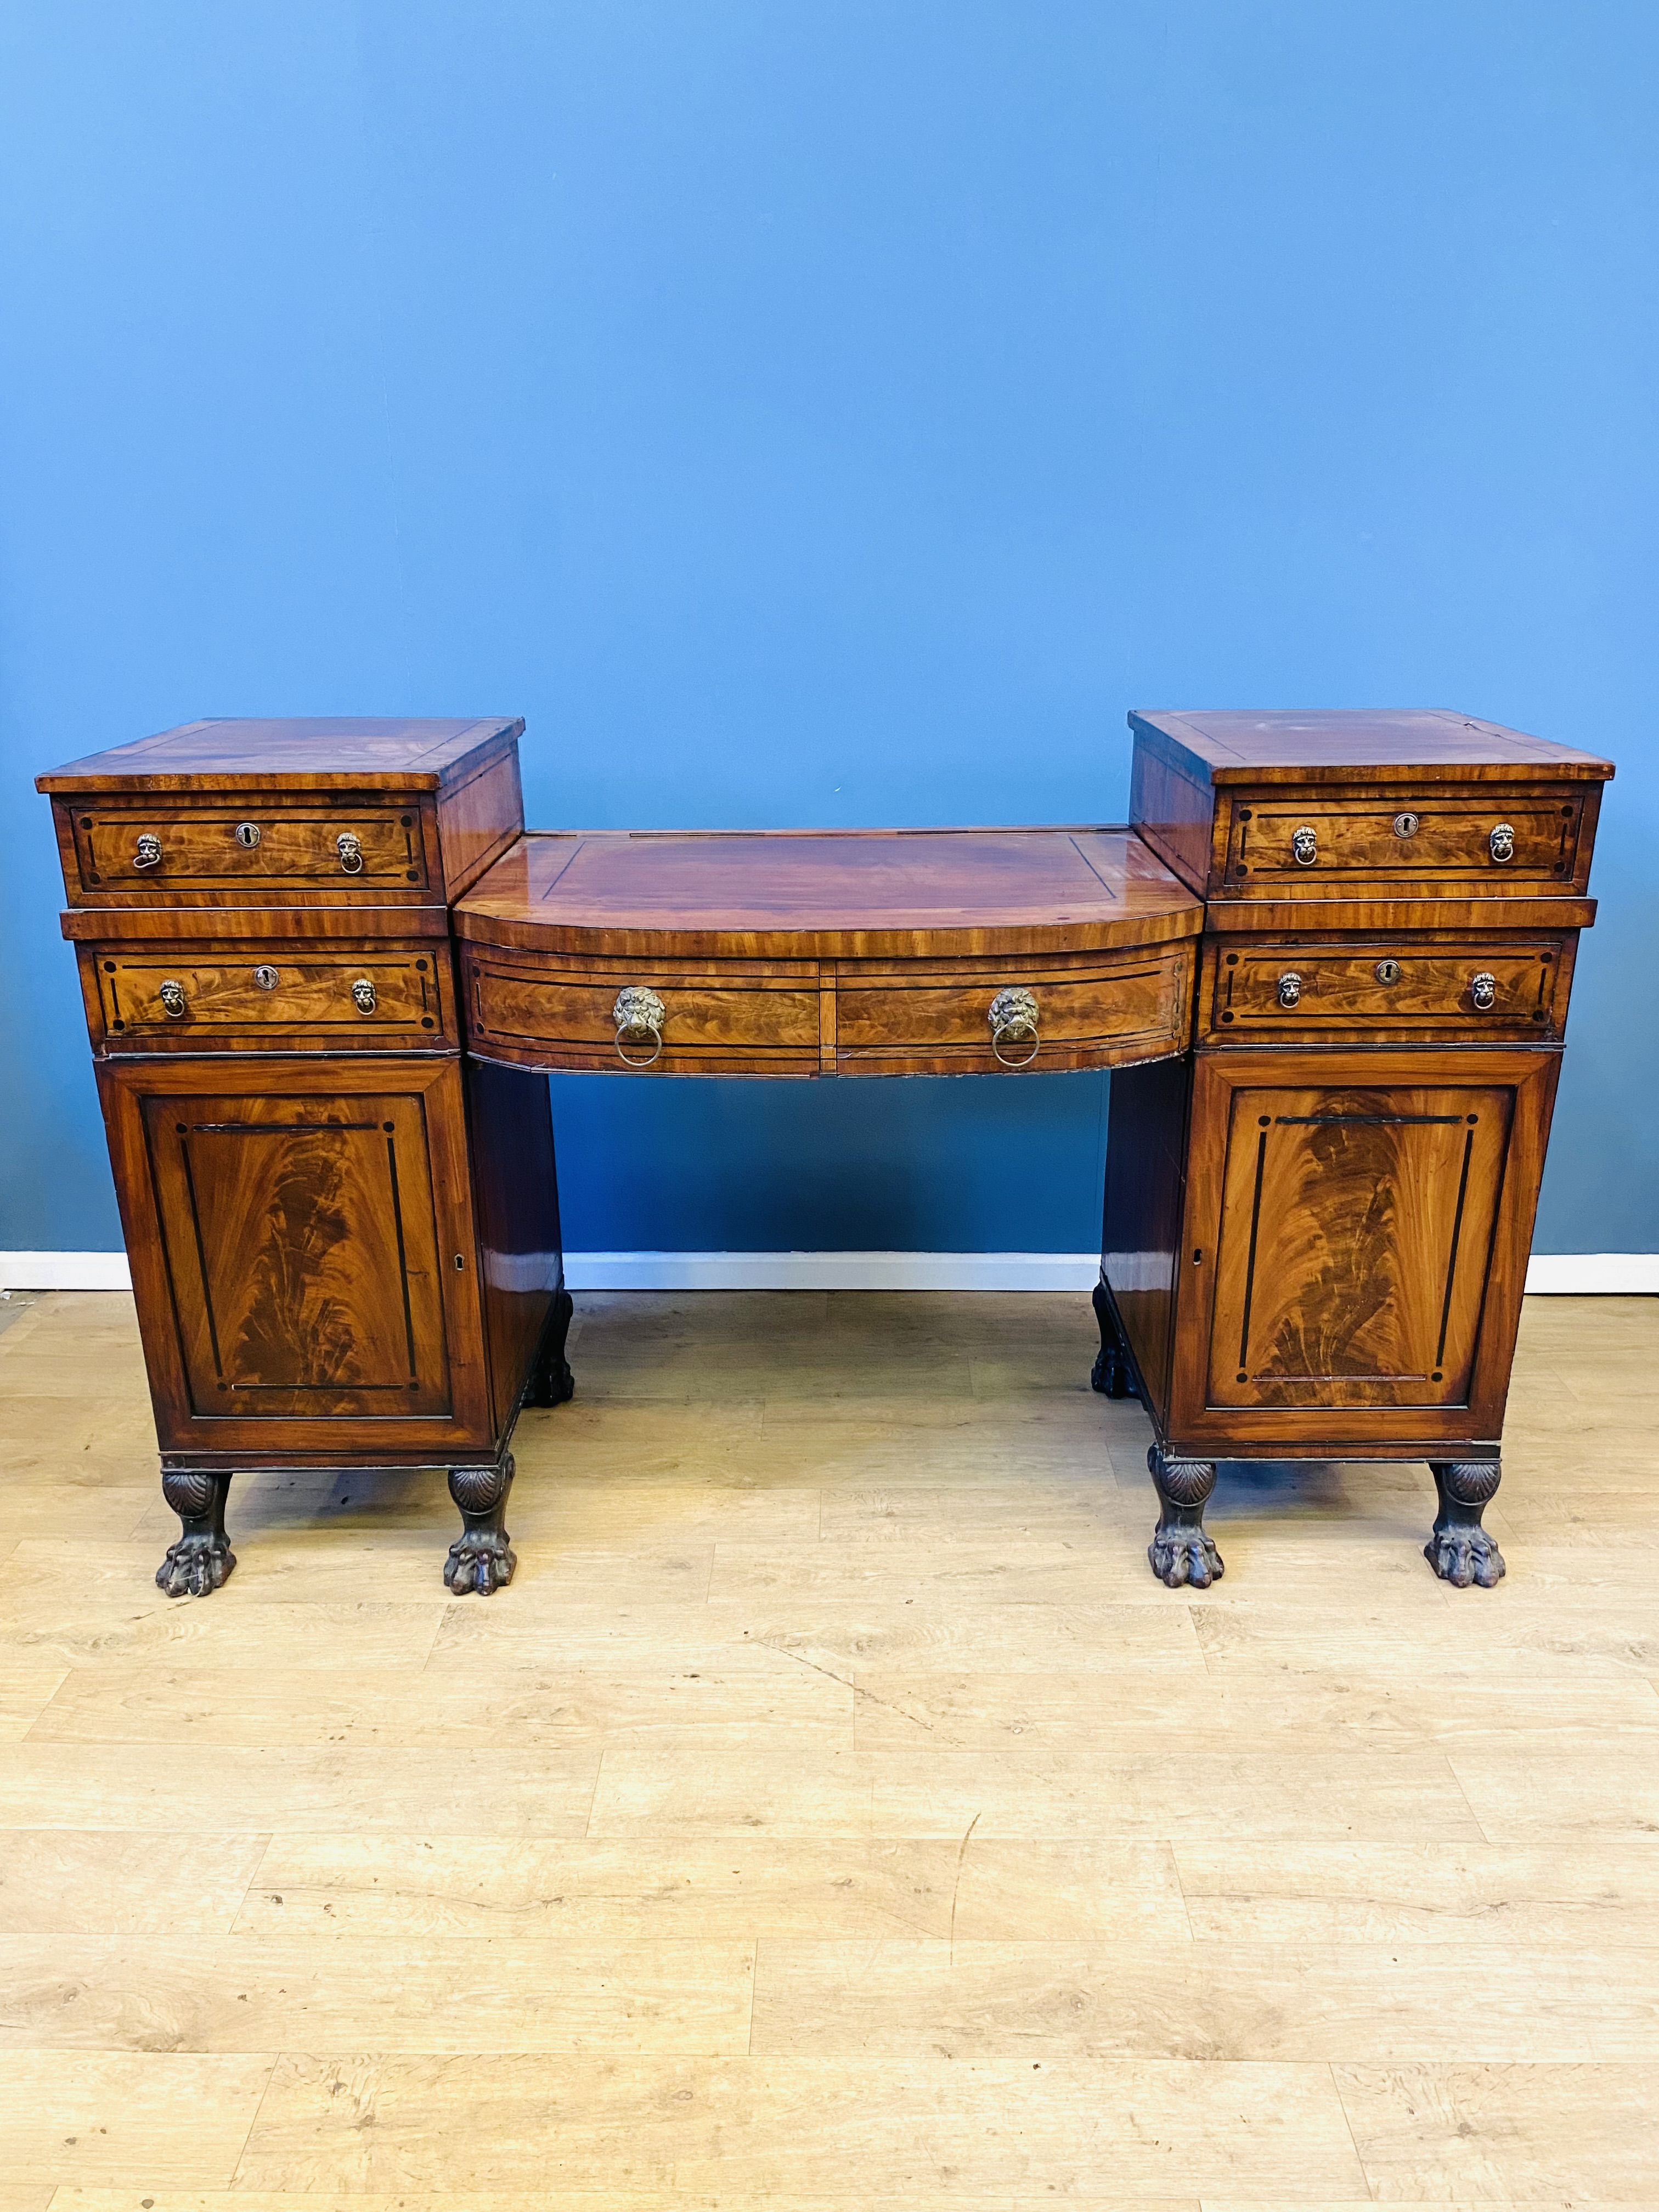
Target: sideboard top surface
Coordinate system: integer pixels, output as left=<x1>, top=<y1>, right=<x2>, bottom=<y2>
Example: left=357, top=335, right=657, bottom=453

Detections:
left=1130, top=708, right=1614, bottom=786
left=456, top=827, right=1203, bottom=959
left=37, top=716, right=524, bottom=793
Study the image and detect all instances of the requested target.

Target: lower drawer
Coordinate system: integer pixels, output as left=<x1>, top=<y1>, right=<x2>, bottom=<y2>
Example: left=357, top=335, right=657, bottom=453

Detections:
left=82, top=943, right=452, bottom=1051
left=1199, top=933, right=1573, bottom=1044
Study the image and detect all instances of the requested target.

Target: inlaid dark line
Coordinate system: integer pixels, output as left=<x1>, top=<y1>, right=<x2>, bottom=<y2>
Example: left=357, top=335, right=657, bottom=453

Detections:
left=1238, top=1127, right=1269, bottom=1375
left=177, top=1136, right=224, bottom=1380
left=385, top=1134, right=419, bottom=1381
left=1274, top=1114, right=1465, bottom=1126
left=189, top=1121, right=382, bottom=1134
left=1435, top=1127, right=1477, bottom=1372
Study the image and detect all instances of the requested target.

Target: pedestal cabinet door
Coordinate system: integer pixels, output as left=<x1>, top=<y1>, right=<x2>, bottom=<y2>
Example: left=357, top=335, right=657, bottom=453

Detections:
left=1170, top=1048, right=1559, bottom=1446
left=98, top=1056, right=492, bottom=1453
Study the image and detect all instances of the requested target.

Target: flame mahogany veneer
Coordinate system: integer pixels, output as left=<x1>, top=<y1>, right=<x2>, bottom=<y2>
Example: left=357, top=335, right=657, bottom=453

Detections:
left=38, top=708, right=1611, bottom=1595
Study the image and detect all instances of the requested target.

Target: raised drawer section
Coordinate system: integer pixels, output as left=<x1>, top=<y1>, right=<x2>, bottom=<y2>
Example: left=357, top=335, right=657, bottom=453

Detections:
left=82, top=943, right=452, bottom=1051
left=1220, top=786, right=1589, bottom=895
left=1201, top=934, right=1573, bottom=1044
left=464, top=951, right=822, bottom=1074
left=836, top=944, right=1192, bottom=1074
left=59, top=797, right=434, bottom=902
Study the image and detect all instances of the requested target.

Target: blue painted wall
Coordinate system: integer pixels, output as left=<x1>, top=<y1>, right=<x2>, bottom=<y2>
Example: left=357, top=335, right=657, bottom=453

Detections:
left=2, top=1, right=1654, bottom=1256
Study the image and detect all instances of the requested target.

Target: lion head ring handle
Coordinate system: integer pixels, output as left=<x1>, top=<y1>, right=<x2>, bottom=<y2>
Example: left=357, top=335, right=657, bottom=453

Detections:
left=613, top=985, right=667, bottom=1067
left=1470, top=971, right=1498, bottom=1012
left=1488, top=822, right=1515, bottom=865
left=988, top=986, right=1040, bottom=1068
left=336, top=831, right=365, bottom=874
left=133, top=832, right=163, bottom=871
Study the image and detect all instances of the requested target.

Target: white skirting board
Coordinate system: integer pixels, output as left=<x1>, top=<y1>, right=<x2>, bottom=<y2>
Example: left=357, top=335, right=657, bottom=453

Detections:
left=2, top=1249, right=1656, bottom=1294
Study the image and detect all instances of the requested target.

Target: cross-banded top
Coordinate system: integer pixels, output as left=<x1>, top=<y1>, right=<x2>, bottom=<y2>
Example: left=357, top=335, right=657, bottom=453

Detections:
left=456, top=828, right=1202, bottom=960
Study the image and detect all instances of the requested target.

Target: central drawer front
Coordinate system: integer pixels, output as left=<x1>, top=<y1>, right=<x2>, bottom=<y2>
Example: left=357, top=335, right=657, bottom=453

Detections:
left=83, top=943, right=452, bottom=1050
left=1200, top=934, right=1572, bottom=1043
left=836, top=944, right=1192, bottom=1073
left=1221, top=786, right=1587, bottom=894
left=62, top=798, right=432, bottom=900
left=464, top=951, right=822, bottom=1074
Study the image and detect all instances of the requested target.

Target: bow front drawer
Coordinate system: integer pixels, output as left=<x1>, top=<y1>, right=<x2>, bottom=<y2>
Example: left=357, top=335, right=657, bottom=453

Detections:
left=1200, top=934, right=1572, bottom=1043
left=1221, top=787, right=1589, bottom=894
left=59, top=798, right=432, bottom=901
left=835, top=944, right=1192, bottom=1073
left=463, top=951, right=822, bottom=1073
left=81, top=942, right=452, bottom=1050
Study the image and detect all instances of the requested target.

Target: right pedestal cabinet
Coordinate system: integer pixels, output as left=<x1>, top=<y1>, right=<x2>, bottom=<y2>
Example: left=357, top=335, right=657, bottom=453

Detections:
left=1098, top=708, right=1613, bottom=1592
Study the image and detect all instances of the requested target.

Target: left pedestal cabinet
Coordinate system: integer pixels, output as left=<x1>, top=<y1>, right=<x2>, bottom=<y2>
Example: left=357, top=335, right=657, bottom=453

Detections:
left=38, top=717, right=574, bottom=1596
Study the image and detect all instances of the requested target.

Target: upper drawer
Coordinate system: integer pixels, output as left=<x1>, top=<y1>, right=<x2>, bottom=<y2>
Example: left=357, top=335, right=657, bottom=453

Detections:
left=1220, top=787, right=1590, bottom=896
left=80, top=941, right=452, bottom=1052
left=56, top=798, right=433, bottom=905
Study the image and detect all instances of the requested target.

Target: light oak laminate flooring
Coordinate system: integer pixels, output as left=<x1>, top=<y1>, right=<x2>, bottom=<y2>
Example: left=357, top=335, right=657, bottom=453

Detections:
left=0, top=1287, right=1655, bottom=2204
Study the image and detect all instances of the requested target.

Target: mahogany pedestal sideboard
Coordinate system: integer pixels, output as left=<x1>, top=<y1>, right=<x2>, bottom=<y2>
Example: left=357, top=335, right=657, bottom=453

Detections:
left=37, top=709, right=1612, bottom=1598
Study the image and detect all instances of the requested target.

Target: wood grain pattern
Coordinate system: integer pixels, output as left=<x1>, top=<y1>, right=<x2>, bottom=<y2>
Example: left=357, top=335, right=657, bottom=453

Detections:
left=1164, top=1047, right=1561, bottom=1454
left=37, top=715, right=523, bottom=791
left=80, top=941, right=452, bottom=1052
left=1130, top=706, right=1615, bottom=782
left=836, top=944, right=1190, bottom=1075
left=455, top=827, right=1204, bottom=960
left=96, top=1056, right=494, bottom=1458
left=1199, top=932, right=1573, bottom=1043
left=1218, top=785, right=1592, bottom=897
left=463, top=941, right=1194, bottom=1077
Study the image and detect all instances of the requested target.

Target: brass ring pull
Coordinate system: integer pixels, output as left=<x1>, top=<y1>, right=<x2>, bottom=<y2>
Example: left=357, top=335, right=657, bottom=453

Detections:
left=613, top=985, right=665, bottom=1067
left=989, top=986, right=1040, bottom=1068
left=1471, top=971, right=1498, bottom=1012
left=336, top=831, right=364, bottom=874
left=1277, top=971, right=1302, bottom=1008
left=1488, top=822, right=1515, bottom=865
left=1291, top=825, right=1317, bottom=866
left=133, top=833, right=162, bottom=871
left=351, top=979, right=377, bottom=1015
left=158, top=979, right=187, bottom=1018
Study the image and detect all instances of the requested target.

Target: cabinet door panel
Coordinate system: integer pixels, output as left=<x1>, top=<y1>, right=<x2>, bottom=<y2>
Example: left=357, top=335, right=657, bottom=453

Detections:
left=143, top=1093, right=453, bottom=1417
left=1205, top=1081, right=1511, bottom=1409
left=100, top=1056, right=492, bottom=1454
left=1169, top=1047, right=1558, bottom=1448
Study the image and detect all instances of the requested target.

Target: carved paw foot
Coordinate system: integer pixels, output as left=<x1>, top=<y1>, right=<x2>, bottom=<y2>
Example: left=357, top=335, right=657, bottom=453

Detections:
left=525, top=1355, right=575, bottom=1408
left=1425, top=1525, right=1505, bottom=1589
left=445, top=1457, right=516, bottom=1596
left=157, top=1469, right=234, bottom=1598
left=524, top=1290, right=575, bottom=1407
left=1148, top=1525, right=1224, bottom=1590
left=444, top=1528, right=517, bottom=1596
left=1091, top=1345, right=1131, bottom=1397
left=1426, top=1460, right=1505, bottom=1589
left=156, top=1531, right=235, bottom=1599
left=1091, top=1283, right=1133, bottom=1398
left=1146, top=1446, right=1222, bottom=1590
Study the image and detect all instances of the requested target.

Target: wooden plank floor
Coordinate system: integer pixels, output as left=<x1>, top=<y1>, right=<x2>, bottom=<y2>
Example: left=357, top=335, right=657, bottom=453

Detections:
left=0, top=1286, right=1656, bottom=2208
